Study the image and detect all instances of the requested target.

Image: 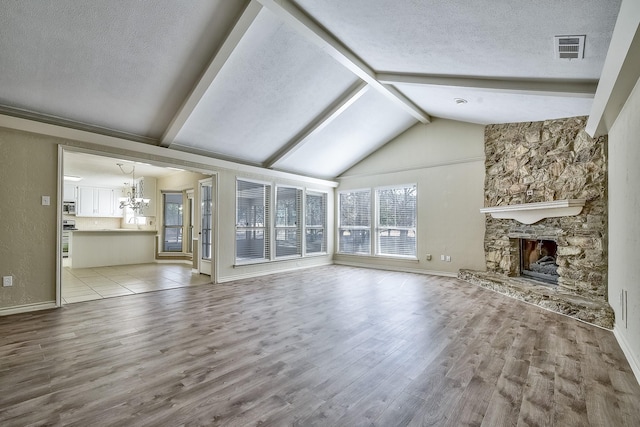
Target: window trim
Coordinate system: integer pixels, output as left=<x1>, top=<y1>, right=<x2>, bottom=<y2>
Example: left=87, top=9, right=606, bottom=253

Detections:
left=374, top=184, right=418, bottom=259
left=274, top=185, right=303, bottom=260
left=337, top=188, right=373, bottom=255
left=337, top=184, right=418, bottom=260
left=162, top=191, right=184, bottom=253
left=235, top=178, right=272, bottom=265
left=304, top=189, right=329, bottom=256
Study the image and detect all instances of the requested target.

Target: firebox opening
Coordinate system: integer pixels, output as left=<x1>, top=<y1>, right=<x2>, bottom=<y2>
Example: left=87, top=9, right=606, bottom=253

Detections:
left=520, top=239, right=559, bottom=285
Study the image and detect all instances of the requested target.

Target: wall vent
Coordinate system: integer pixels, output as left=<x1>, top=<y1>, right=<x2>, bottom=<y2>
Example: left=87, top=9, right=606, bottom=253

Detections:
left=554, top=35, right=585, bottom=60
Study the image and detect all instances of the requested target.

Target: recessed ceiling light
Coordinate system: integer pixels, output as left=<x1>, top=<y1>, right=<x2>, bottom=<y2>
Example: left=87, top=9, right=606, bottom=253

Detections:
left=63, top=175, right=82, bottom=181
left=454, top=98, right=468, bottom=104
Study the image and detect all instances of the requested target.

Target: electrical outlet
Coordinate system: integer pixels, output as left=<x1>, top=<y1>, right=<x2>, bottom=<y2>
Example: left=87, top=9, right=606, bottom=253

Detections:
left=526, top=189, right=534, bottom=196
left=446, top=255, right=451, bottom=262
left=3, top=276, right=13, bottom=287
left=41, top=195, right=50, bottom=206
left=440, top=255, right=445, bottom=261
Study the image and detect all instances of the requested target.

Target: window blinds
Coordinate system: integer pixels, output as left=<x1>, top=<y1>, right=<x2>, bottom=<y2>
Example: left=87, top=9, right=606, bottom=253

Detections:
left=275, top=186, right=302, bottom=258
left=305, top=191, right=327, bottom=254
left=376, top=185, right=417, bottom=257
left=338, top=190, right=371, bottom=255
left=236, top=180, right=271, bottom=262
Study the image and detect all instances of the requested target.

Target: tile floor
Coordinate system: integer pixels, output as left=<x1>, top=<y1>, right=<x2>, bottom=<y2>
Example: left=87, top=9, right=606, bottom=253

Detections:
left=62, top=263, right=212, bottom=304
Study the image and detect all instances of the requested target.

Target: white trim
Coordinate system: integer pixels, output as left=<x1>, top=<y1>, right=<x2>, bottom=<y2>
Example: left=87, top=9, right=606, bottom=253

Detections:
left=219, top=260, right=333, bottom=283
left=0, top=114, right=338, bottom=188
left=338, top=156, right=485, bottom=180
left=480, top=199, right=586, bottom=225
left=614, top=326, right=640, bottom=386
left=333, top=259, right=457, bottom=277
left=0, top=302, right=57, bottom=316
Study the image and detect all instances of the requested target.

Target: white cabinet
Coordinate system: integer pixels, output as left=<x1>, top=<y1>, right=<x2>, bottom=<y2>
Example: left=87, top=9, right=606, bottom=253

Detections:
left=77, top=186, right=121, bottom=217
left=63, top=184, right=77, bottom=202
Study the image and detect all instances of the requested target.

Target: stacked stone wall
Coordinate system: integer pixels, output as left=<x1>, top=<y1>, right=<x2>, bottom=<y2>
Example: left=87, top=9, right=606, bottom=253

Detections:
left=484, top=116, right=607, bottom=300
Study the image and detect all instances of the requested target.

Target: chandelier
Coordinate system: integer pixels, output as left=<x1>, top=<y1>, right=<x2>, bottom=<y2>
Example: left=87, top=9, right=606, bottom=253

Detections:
left=117, top=163, right=150, bottom=213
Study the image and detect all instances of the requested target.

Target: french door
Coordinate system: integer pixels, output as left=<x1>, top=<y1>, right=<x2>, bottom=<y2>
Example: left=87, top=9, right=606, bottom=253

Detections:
left=199, top=178, right=213, bottom=276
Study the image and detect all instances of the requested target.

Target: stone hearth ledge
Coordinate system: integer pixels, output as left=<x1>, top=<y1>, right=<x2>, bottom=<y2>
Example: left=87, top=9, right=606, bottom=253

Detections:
left=458, top=269, right=614, bottom=329
left=479, top=199, right=586, bottom=225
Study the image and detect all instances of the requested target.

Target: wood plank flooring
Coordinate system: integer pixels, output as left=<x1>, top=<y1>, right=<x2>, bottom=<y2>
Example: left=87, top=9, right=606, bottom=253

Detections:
left=1, top=265, right=639, bottom=426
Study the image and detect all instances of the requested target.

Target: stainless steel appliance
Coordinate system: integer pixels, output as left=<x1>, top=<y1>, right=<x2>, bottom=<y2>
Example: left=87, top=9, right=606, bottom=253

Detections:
left=63, top=201, right=76, bottom=215
left=62, top=220, right=77, bottom=258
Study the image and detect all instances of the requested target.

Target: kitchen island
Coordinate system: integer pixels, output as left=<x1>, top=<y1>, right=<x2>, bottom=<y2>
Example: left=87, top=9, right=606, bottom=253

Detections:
left=70, top=229, right=157, bottom=269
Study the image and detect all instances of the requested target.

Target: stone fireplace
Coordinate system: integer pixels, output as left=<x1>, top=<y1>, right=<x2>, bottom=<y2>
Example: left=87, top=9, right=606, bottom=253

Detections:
left=459, top=116, right=614, bottom=328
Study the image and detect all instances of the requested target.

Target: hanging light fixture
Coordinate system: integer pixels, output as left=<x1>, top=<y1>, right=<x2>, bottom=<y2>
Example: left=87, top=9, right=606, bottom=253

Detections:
left=117, top=163, right=150, bottom=213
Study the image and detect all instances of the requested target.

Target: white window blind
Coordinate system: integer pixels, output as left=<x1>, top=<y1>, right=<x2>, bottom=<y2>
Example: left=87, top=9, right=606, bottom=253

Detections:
left=305, top=191, right=327, bottom=254
left=376, top=185, right=417, bottom=257
left=338, top=190, right=371, bottom=255
left=275, top=186, right=302, bottom=258
left=236, top=179, right=271, bottom=262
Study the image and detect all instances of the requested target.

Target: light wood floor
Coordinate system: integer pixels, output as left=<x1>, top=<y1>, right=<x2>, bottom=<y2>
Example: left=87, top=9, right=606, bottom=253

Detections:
left=1, top=265, right=639, bottom=426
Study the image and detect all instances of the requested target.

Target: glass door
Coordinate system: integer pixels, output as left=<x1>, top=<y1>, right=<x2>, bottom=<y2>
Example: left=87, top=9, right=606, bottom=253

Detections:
left=199, top=178, right=213, bottom=276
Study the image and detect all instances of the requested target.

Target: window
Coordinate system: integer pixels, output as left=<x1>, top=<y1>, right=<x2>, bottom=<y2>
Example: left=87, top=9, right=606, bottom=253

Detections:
left=275, top=186, right=302, bottom=258
left=163, top=192, right=183, bottom=252
left=305, top=191, right=327, bottom=254
left=236, top=180, right=271, bottom=262
left=376, top=185, right=417, bottom=257
left=201, top=184, right=212, bottom=260
left=338, top=190, right=371, bottom=255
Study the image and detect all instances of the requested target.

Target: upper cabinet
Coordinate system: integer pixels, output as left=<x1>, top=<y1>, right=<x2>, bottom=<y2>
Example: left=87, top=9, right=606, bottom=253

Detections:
left=76, top=186, right=122, bottom=217
left=63, top=183, right=77, bottom=202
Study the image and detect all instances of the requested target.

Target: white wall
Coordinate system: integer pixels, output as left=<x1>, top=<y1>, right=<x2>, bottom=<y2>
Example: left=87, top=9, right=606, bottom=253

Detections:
left=335, top=118, right=486, bottom=275
left=608, top=74, right=640, bottom=379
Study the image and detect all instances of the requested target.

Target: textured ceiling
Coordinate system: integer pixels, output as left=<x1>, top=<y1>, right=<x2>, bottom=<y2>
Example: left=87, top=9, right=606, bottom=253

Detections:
left=0, top=0, right=623, bottom=179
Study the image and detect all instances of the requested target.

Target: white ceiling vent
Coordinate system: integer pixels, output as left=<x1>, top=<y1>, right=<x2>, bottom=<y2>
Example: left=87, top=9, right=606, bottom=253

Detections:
left=554, top=35, right=585, bottom=60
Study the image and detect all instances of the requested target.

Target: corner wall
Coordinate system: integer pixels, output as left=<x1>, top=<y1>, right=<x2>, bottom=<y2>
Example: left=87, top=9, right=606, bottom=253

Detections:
left=335, top=118, right=486, bottom=275
left=0, top=128, right=58, bottom=309
left=609, top=74, right=640, bottom=379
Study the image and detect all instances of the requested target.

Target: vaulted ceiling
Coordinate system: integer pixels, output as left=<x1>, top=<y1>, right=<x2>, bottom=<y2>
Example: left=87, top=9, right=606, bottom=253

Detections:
left=0, top=0, right=621, bottom=179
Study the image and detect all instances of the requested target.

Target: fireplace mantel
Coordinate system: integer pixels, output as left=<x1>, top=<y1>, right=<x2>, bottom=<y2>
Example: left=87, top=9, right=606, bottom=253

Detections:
left=480, top=199, right=586, bottom=225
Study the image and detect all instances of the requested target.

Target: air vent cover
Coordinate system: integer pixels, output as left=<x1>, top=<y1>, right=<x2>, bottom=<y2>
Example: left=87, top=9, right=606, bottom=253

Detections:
left=554, top=35, right=585, bottom=60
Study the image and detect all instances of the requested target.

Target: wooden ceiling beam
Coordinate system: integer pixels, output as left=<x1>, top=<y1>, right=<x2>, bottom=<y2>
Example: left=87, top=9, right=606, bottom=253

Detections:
left=255, top=0, right=431, bottom=124
left=266, top=81, right=370, bottom=169
left=377, top=73, right=598, bottom=98
left=160, top=1, right=263, bottom=148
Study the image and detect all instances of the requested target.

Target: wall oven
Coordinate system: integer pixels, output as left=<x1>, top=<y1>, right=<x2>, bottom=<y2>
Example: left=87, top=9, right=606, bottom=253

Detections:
left=62, top=220, right=77, bottom=258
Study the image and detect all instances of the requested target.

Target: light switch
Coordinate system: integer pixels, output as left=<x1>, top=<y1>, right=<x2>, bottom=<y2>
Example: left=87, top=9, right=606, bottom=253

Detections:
left=42, top=195, right=50, bottom=206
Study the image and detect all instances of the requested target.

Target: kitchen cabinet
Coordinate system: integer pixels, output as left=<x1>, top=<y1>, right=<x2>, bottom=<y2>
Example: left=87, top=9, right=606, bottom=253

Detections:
left=63, top=184, right=77, bottom=202
left=77, top=186, right=122, bottom=217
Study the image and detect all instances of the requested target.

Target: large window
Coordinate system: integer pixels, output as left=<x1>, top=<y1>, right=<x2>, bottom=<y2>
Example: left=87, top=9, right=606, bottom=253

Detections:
left=163, top=192, right=183, bottom=252
left=338, top=190, right=371, bottom=255
left=305, top=191, right=327, bottom=254
left=376, top=185, right=417, bottom=257
left=236, top=180, right=270, bottom=262
left=275, top=186, right=302, bottom=258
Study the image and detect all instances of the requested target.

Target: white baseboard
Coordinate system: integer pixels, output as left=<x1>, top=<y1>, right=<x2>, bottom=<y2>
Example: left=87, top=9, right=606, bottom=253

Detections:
left=218, top=261, right=333, bottom=283
left=0, top=301, right=58, bottom=316
left=332, top=260, right=457, bottom=278
left=614, top=326, right=640, bottom=386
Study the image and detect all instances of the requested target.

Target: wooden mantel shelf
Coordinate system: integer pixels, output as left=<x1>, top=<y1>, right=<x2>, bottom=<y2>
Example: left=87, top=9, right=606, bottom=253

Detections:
left=480, top=199, right=586, bottom=225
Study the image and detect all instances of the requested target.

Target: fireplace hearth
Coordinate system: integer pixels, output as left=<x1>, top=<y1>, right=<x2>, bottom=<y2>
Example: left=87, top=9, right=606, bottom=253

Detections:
left=459, top=117, right=612, bottom=328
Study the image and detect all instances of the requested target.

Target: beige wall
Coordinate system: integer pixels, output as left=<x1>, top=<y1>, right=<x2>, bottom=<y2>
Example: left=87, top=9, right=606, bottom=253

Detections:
left=608, top=74, right=640, bottom=376
left=216, top=169, right=335, bottom=283
left=0, top=128, right=58, bottom=308
left=0, top=126, right=335, bottom=312
left=335, top=118, right=486, bottom=275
